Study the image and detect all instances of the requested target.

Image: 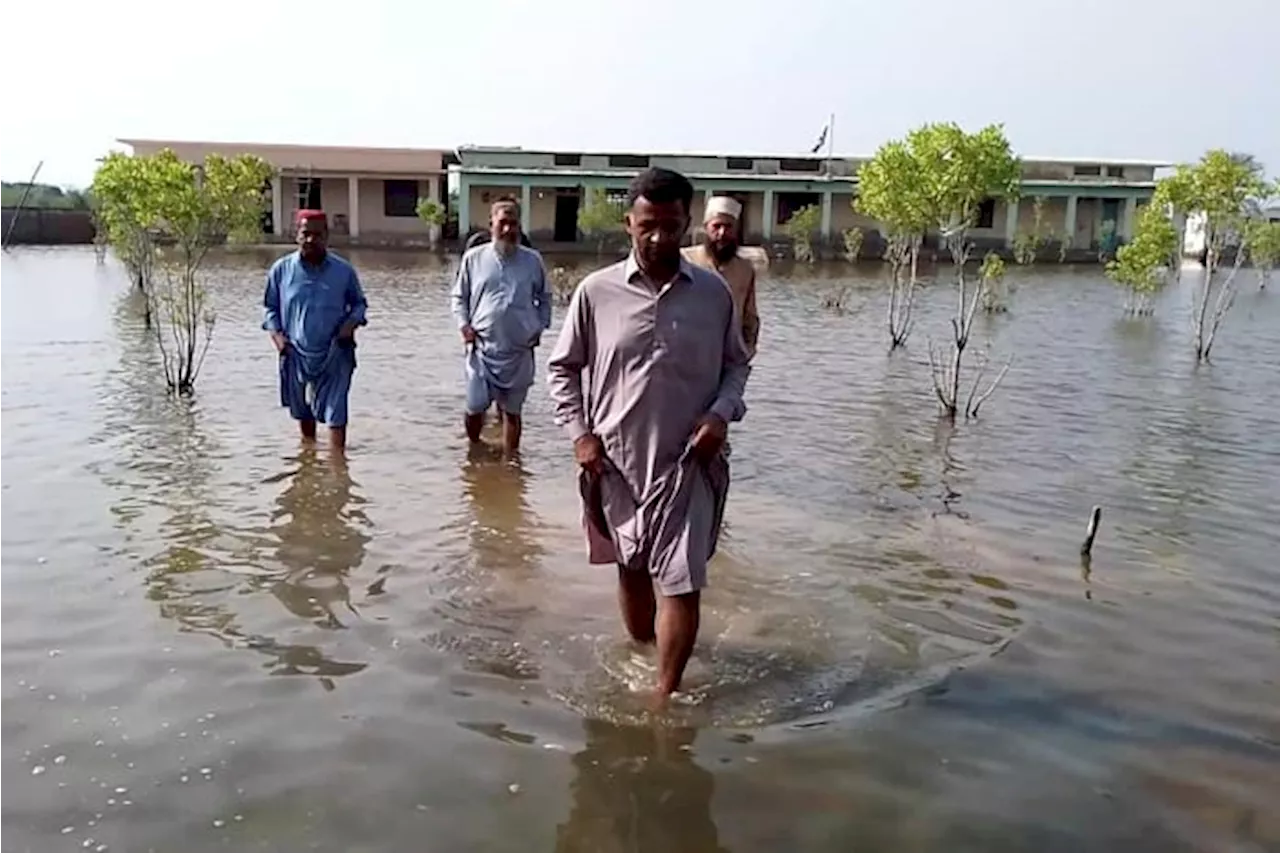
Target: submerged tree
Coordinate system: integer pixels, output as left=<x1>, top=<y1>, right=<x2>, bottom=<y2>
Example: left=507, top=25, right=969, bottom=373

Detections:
left=1245, top=218, right=1280, bottom=290
left=1105, top=202, right=1180, bottom=315
left=415, top=197, right=445, bottom=248
left=92, top=149, right=273, bottom=395
left=857, top=139, right=930, bottom=348
left=979, top=252, right=1010, bottom=313
left=905, top=123, right=1021, bottom=419
left=783, top=204, right=821, bottom=263
left=1011, top=195, right=1054, bottom=265
left=841, top=226, right=865, bottom=263
left=577, top=187, right=625, bottom=256
left=1157, top=150, right=1270, bottom=361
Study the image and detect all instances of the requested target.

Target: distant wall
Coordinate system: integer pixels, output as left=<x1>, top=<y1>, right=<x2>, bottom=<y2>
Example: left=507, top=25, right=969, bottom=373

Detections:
left=1, top=207, right=95, bottom=245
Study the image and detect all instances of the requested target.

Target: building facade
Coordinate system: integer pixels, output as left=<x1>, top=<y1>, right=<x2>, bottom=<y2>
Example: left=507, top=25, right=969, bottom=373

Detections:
left=119, top=139, right=453, bottom=243
left=456, top=146, right=1167, bottom=253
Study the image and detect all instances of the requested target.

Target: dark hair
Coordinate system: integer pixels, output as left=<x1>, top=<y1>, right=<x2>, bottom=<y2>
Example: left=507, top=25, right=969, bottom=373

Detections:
left=627, top=167, right=694, bottom=212
left=491, top=195, right=521, bottom=217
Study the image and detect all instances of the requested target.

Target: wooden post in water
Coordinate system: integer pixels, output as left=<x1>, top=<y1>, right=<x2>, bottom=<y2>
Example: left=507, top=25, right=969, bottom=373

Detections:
left=1080, top=505, right=1102, bottom=557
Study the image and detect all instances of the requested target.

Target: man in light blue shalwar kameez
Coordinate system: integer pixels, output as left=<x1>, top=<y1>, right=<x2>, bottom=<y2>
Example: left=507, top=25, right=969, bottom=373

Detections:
left=451, top=197, right=551, bottom=455
left=263, top=210, right=368, bottom=453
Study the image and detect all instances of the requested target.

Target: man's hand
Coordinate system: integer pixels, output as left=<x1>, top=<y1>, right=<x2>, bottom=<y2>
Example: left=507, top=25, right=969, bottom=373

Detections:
left=270, top=331, right=289, bottom=354
left=690, top=413, right=727, bottom=460
left=460, top=325, right=477, bottom=345
left=337, top=321, right=358, bottom=341
left=574, top=433, right=605, bottom=475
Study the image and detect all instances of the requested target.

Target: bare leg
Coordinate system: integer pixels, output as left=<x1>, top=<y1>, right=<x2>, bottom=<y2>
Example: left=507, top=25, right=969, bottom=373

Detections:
left=464, top=412, right=484, bottom=443
left=656, top=591, right=700, bottom=699
left=299, top=419, right=318, bottom=442
left=617, top=566, right=657, bottom=644
left=502, top=412, right=522, bottom=455
left=329, top=425, right=346, bottom=455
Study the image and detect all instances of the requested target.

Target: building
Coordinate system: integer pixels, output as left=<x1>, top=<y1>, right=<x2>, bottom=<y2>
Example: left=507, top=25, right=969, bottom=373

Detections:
left=456, top=146, right=1168, bottom=253
left=118, top=139, right=454, bottom=242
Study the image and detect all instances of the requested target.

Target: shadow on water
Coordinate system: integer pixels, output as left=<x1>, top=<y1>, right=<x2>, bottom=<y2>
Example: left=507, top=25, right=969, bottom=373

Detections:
left=554, top=720, right=728, bottom=853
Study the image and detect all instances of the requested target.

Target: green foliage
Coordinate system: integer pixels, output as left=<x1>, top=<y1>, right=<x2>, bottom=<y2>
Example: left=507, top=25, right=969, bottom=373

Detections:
left=782, top=204, right=821, bottom=263
left=415, top=197, right=445, bottom=226
left=577, top=187, right=625, bottom=253
left=91, top=149, right=274, bottom=394
left=841, top=227, right=864, bottom=263
left=1245, top=219, right=1280, bottom=288
left=1011, top=196, right=1053, bottom=264
left=1105, top=203, right=1179, bottom=315
left=1, top=182, right=92, bottom=210
left=979, top=252, right=1010, bottom=312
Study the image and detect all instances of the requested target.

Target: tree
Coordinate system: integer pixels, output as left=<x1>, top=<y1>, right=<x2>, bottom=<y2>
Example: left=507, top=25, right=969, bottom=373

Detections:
left=577, top=187, right=625, bottom=255
left=1011, top=195, right=1054, bottom=265
left=782, top=204, right=821, bottom=263
left=1105, top=203, right=1179, bottom=315
left=905, top=123, right=1021, bottom=419
left=1244, top=218, right=1280, bottom=290
left=1156, top=150, right=1271, bottom=361
left=841, top=226, right=864, bottom=263
left=92, top=149, right=273, bottom=395
left=856, top=140, right=930, bottom=348
left=415, top=197, right=445, bottom=248
left=979, top=252, right=1010, bottom=313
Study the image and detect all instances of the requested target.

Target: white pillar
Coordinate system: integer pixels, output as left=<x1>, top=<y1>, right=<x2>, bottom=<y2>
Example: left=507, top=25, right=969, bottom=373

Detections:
left=520, top=182, right=532, bottom=233
left=348, top=177, right=360, bottom=237
left=762, top=189, right=775, bottom=240
left=271, top=175, right=284, bottom=237
left=1121, top=196, right=1137, bottom=240
left=820, top=192, right=833, bottom=240
left=457, top=180, right=471, bottom=238
left=1004, top=198, right=1020, bottom=246
left=1063, top=195, right=1078, bottom=248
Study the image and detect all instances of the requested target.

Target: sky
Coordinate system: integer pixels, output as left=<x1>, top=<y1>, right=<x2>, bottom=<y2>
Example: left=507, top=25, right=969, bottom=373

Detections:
left=3, top=0, right=1278, bottom=188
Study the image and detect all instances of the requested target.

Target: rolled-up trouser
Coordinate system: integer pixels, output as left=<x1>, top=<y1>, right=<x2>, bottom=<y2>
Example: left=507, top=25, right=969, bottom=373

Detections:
left=280, top=343, right=356, bottom=427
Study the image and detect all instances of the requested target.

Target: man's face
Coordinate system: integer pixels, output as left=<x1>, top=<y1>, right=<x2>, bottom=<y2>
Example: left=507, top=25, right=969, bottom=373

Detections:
left=703, top=214, right=739, bottom=262
left=490, top=204, right=520, bottom=254
left=296, top=218, right=328, bottom=261
left=626, top=196, right=689, bottom=272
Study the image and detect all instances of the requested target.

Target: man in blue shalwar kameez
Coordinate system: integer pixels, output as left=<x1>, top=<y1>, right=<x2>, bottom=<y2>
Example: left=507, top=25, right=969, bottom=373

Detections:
left=451, top=198, right=551, bottom=455
left=263, top=210, right=369, bottom=453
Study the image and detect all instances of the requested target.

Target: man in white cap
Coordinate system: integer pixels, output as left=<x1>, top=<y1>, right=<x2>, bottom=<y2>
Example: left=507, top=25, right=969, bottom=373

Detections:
left=682, top=195, right=760, bottom=356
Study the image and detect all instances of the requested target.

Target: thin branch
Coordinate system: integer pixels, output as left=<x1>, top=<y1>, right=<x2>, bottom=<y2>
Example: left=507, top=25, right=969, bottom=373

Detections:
left=1080, top=505, right=1102, bottom=556
left=968, top=355, right=1013, bottom=418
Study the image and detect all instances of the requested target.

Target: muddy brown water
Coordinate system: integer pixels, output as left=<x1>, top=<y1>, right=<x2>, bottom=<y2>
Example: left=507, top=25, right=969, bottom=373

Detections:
left=3, top=247, right=1277, bottom=852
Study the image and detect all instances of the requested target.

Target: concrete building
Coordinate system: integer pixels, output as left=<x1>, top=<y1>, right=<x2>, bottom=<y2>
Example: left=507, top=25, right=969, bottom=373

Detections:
left=118, top=139, right=454, bottom=242
left=456, top=146, right=1167, bottom=253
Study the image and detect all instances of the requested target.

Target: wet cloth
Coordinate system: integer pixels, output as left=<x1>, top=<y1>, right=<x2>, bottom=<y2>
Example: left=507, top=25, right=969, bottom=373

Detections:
left=547, top=254, right=752, bottom=596
left=581, top=445, right=730, bottom=596
left=262, top=250, right=368, bottom=426
left=451, top=243, right=551, bottom=416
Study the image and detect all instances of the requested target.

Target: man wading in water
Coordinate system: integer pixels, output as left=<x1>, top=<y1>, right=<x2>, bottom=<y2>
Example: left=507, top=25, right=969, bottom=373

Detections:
left=452, top=198, right=552, bottom=455
left=263, top=210, right=369, bottom=454
left=682, top=195, right=760, bottom=358
left=547, top=167, right=752, bottom=706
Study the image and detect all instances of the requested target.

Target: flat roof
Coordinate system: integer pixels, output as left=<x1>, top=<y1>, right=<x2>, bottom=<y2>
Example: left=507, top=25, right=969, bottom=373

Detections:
left=119, top=138, right=450, bottom=155
left=456, top=145, right=1172, bottom=168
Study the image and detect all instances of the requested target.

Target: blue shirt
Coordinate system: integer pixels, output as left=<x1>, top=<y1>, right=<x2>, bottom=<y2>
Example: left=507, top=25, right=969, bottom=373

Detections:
left=263, top=251, right=368, bottom=373
left=451, top=243, right=551, bottom=392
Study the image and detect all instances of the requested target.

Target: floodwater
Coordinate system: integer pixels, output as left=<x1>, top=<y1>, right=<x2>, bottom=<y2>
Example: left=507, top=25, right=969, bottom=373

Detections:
left=2, top=246, right=1278, bottom=853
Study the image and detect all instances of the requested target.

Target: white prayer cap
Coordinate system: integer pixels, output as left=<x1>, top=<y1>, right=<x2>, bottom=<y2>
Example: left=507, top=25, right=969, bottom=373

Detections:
left=704, top=195, right=742, bottom=223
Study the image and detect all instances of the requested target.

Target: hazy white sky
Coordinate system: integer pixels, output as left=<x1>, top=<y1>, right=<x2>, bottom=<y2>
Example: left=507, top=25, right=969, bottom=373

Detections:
left=4, top=0, right=1277, bottom=188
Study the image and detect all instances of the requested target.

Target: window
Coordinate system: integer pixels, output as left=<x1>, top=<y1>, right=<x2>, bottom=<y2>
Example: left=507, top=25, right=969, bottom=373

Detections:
left=975, top=199, right=996, bottom=229
left=554, top=153, right=582, bottom=166
left=779, top=158, right=822, bottom=173
left=383, top=179, right=419, bottom=218
left=296, top=177, right=322, bottom=210
left=1104, top=165, right=1125, bottom=178
left=1073, top=164, right=1102, bottom=176
left=608, top=154, right=650, bottom=169
left=726, top=157, right=754, bottom=171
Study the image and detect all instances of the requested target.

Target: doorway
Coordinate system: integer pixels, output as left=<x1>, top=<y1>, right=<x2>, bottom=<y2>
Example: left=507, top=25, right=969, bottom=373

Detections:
left=554, top=191, right=580, bottom=242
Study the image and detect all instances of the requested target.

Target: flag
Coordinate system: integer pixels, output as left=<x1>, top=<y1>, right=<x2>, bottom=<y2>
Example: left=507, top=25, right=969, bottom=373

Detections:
left=810, top=124, right=828, bottom=154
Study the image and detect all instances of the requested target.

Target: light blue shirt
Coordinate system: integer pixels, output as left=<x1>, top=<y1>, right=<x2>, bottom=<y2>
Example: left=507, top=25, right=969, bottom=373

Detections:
left=263, top=251, right=368, bottom=374
left=451, top=243, right=551, bottom=391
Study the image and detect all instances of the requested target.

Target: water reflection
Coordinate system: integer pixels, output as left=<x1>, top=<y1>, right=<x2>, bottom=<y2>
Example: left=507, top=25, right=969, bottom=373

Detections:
left=266, top=449, right=371, bottom=628
left=460, top=443, right=545, bottom=572
left=555, top=720, right=728, bottom=853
